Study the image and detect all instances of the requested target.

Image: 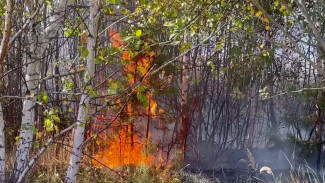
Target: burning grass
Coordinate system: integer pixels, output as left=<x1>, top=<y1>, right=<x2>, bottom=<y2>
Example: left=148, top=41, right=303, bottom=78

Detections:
left=16, top=135, right=183, bottom=183
left=9, top=141, right=325, bottom=183
left=92, top=125, right=154, bottom=169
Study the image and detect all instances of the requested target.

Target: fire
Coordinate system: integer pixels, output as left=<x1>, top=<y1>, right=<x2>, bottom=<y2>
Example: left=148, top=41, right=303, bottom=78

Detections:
left=91, top=29, right=162, bottom=169
left=146, top=92, right=157, bottom=118
left=92, top=124, right=153, bottom=168
left=109, top=29, right=124, bottom=48
left=109, top=28, right=154, bottom=85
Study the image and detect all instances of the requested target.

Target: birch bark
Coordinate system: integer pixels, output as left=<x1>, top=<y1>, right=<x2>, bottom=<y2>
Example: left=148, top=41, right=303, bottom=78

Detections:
left=11, top=1, right=67, bottom=181
left=0, top=0, right=14, bottom=181
left=10, top=6, right=41, bottom=178
left=180, top=31, right=190, bottom=160
left=65, top=0, right=99, bottom=182
left=0, top=104, right=5, bottom=183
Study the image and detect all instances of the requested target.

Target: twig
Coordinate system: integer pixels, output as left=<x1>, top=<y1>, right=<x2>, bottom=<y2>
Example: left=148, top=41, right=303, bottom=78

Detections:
left=261, top=87, right=325, bottom=100
left=8, top=5, right=43, bottom=47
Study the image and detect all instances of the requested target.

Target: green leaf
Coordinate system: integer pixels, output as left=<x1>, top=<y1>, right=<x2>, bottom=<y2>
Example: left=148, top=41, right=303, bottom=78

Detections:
left=42, top=93, right=49, bottom=104
left=136, top=93, right=149, bottom=107
left=215, top=40, right=225, bottom=51
left=123, top=36, right=136, bottom=42
left=64, top=28, right=73, bottom=37
left=89, top=88, right=96, bottom=97
left=33, top=141, right=39, bottom=147
left=140, top=0, right=148, bottom=6
left=137, top=85, right=146, bottom=92
left=81, top=49, right=89, bottom=59
left=45, top=118, right=54, bottom=131
left=52, top=115, right=60, bottom=122
left=221, top=0, right=226, bottom=7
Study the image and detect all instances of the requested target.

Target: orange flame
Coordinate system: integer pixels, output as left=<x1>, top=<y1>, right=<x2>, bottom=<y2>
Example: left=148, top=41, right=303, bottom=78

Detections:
left=146, top=93, right=157, bottom=118
left=92, top=124, right=153, bottom=168
left=92, top=29, right=162, bottom=168
left=109, top=29, right=124, bottom=48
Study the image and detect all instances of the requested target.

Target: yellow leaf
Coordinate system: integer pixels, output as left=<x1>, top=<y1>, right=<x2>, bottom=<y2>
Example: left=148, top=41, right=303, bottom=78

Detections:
left=68, top=108, right=73, bottom=113
left=37, top=132, right=43, bottom=139
left=159, top=108, right=164, bottom=114
left=263, top=51, right=270, bottom=57
left=260, top=44, right=264, bottom=49
left=274, top=0, right=279, bottom=6
left=30, top=93, right=35, bottom=98
left=230, top=27, right=237, bottom=32
left=265, top=25, right=270, bottom=31
left=250, top=9, right=255, bottom=15
left=256, top=11, right=263, bottom=17
left=80, top=31, right=88, bottom=44
left=230, top=60, right=235, bottom=68
left=79, top=64, right=85, bottom=71
left=279, top=5, right=286, bottom=11
left=148, top=51, right=156, bottom=57
left=261, top=17, right=269, bottom=23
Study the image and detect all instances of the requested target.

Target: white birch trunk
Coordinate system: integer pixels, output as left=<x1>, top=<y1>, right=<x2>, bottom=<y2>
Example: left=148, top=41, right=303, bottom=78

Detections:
left=65, top=0, right=99, bottom=182
left=11, top=54, right=40, bottom=182
left=10, top=2, right=40, bottom=179
left=10, top=0, right=36, bottom=178
left=0, top=0, right=14, bottom=181
left=11, top=1, right=67, bottom=181
left=0, top=104, right=5, bottom=183
left=180, top=31, right=189, bottom=159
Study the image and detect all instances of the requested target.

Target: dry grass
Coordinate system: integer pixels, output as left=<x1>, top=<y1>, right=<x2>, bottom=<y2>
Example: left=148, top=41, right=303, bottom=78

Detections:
left=5, top=140, right=325, bottom=183
left=3, top=139, right=184, bottom=183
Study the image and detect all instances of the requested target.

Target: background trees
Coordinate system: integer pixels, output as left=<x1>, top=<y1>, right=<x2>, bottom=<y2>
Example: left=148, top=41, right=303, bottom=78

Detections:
left=0, top=0, right=323, bottom=182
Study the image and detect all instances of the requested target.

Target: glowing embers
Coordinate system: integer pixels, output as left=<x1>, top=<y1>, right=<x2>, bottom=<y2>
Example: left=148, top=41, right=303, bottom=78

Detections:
left=92, top=124, right=153, bottom=168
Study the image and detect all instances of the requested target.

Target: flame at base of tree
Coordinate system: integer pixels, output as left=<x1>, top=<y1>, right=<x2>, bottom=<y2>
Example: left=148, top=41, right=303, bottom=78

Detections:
left=91, top=28, right=163, bottom=169
left=92, top=125, right=153, bottom=168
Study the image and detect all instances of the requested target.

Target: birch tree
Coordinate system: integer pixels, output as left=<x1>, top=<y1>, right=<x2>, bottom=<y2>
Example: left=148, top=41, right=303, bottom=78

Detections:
left=65, top=0, right=99, bottom=181
left=0, top=0, right=14, bottom=181
left=180, top=31, right=190, bottom=159
left=11, top=0, right=67, bottom=181
left=10, top=2, right=42, bottom=180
